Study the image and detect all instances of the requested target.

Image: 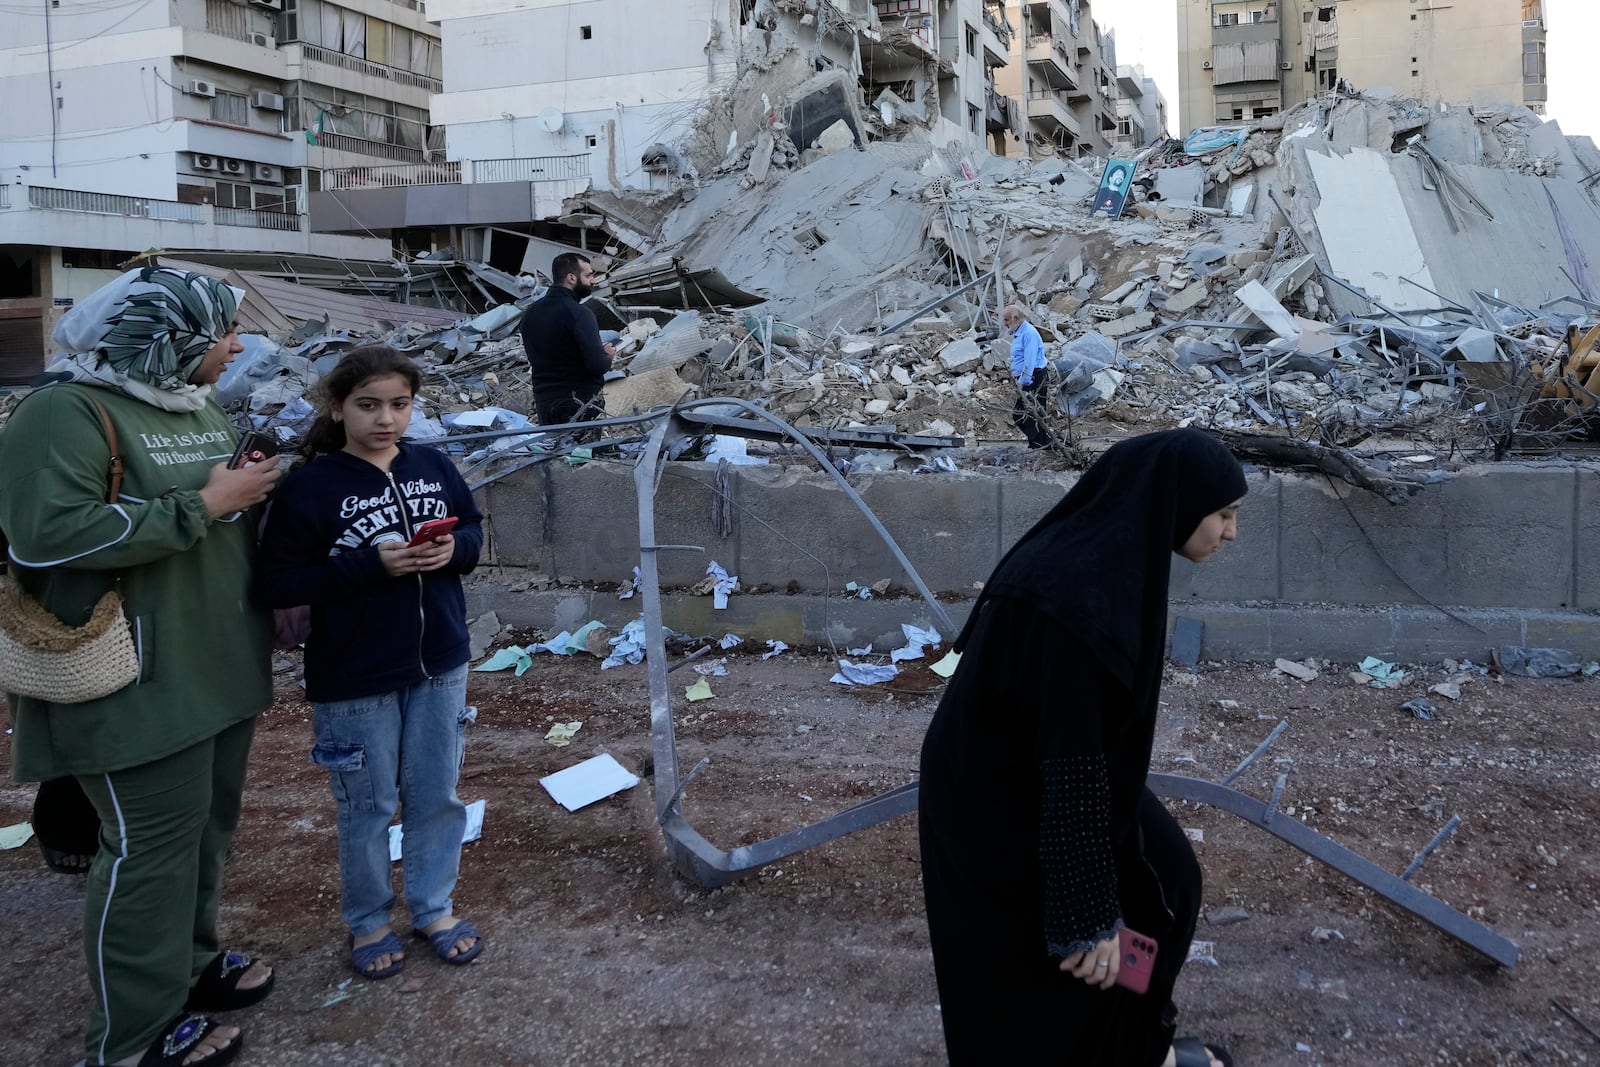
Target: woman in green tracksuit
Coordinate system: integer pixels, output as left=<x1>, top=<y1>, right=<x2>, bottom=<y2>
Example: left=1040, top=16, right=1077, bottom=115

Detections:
left=0, top=268, right=281, bottom=1066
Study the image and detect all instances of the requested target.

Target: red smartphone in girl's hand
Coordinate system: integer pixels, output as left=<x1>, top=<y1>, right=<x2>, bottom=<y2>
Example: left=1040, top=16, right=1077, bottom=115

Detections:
left=1113, top=928, right=1158, bottom=994
left=406, top=517, right=458, bottom=547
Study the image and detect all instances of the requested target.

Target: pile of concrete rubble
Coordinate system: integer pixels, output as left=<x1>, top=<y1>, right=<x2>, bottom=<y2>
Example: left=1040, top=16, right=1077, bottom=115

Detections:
left=16, top=88, right=1595, bottom=473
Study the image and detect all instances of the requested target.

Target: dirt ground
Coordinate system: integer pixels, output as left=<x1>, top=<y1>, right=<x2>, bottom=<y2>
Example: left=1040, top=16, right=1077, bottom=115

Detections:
left=3, top=641, right=1599, bottom=1066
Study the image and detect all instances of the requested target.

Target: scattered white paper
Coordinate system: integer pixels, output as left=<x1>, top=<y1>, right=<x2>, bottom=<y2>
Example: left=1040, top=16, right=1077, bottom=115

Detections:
left=0, top=822, right=35, bottom=850
left=847, top=644, right=874, bottom=657
left=442, top=408, right=499, bottom=430
left=1187, top=940, right=1219, bottom=967
left=602, top=618, right=647, bottom=670
left=693, top=657, right=729, bottom=677
left=618, top=566, right=641, bottom=600
left=705, top=434, right=768, bottom=465
left=891, top=623, right=942, bottom=664
left=706, top=561, right=739, bottom=610
left=830, top=658, right=899, bottom=686
left=844, top=581, right=874, bottom=600
left=540, top=753, right=641, bottom=812
left=762, top=640, right=788, bottom=660
left=930, top=650, right=961, bottom=678
left=1185, top=827, right=1205, bottom=843
left=719, top=633, right=742, bottom=650
left=389, top=800, right=487, bottom=862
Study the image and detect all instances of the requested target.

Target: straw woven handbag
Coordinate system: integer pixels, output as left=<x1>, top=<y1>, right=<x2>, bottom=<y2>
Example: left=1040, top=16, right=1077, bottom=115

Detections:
left=0, top=396, right=140, bottom=704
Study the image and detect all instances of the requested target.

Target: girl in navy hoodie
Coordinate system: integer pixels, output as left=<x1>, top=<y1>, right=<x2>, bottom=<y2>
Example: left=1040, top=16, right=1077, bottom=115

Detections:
left=259, top=345, right=485, bottom=979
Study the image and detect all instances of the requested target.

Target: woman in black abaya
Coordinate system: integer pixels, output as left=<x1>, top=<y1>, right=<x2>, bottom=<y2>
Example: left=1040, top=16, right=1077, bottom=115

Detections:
left=919, top=429, right=1245, bottom=1067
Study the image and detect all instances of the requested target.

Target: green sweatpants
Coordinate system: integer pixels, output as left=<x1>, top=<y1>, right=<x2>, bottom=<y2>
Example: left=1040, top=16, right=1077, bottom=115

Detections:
left=74, top=717, right=257, bottom=1064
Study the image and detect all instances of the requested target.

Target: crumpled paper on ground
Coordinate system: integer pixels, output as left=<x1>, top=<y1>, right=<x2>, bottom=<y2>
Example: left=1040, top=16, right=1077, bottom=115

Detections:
left=890, top=624, right=942, bottom=664
left=685, top=678, right=715, bottom=702
left=830, top=659, right=898, bottom=686
left=474, top=645, right=534, bottom=676
left=695, top=561, right=739, bottom=609
left=762, top=640, right=788, bottom=660
left=544, top=721, right=583, bottom=746
left=601, top=618, right=647, bottom=670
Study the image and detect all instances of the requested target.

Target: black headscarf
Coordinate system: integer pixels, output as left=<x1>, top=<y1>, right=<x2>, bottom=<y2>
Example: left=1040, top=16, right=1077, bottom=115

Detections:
left=956, top=429, right=1246, bottom=709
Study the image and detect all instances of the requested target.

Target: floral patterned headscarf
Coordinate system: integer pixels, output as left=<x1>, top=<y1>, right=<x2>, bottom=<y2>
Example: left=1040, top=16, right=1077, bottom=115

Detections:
left=47, top=267, right=244, bottom=412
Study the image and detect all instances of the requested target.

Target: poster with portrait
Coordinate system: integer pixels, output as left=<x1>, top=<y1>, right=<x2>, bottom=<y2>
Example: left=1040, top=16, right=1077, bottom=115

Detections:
left=1091, top=158, right=1136, bottom=220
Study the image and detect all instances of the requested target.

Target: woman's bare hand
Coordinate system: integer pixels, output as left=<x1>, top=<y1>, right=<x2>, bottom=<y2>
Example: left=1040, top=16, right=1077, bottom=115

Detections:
left=198, top=457, right=281, bottom=518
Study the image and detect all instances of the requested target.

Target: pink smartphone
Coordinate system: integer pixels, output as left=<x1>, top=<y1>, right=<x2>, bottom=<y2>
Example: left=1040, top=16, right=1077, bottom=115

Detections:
left=1114, top=927, right=1158, bottom=994
left=406, top=517, right=458, bottom=547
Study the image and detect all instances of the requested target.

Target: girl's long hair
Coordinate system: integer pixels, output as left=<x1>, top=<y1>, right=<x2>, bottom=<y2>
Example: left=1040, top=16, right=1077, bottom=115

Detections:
left=303, top=345, right=423, bottom=456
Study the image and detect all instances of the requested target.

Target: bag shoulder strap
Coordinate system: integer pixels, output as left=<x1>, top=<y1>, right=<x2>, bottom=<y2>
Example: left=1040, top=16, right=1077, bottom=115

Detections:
left=88, top=397, right=124, bottom=505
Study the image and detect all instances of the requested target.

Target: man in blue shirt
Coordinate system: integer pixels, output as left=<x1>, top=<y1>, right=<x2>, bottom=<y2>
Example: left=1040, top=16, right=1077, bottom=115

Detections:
left=1003, top=305, right=1053, bottom=448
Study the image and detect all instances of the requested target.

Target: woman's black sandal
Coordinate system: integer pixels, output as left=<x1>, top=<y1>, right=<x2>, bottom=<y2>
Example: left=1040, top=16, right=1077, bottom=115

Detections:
left=184, top=951, right=275, bottom=1012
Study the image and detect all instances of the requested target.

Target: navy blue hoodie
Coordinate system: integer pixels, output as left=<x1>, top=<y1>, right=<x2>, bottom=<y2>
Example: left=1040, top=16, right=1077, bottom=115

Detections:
left=258, top=444, right=483, bottom=703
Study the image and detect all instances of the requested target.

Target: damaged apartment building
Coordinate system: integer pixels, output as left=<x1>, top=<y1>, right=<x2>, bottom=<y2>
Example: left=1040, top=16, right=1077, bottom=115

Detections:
left=311, top=0, right=1027, bottom=275
left=309, top=0, right=1161, bottom=283
left=0, top=0, right=445, bottom=383
left=1175, top=0, right=1549, bottom=133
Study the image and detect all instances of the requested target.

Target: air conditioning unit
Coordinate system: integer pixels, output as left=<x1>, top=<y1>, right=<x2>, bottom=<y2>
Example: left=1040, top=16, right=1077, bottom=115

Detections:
left=251, top=90, right=284, bottom=111
left=247, top=31, right=276, bottom=48
left=247, top=0, right=282, bottom=9
left=1202, top=60, right=1213, bottom=69
left=1281, top=60, right=1293, bottom=69
left=191, top=153, right=219, bottom=171
left=252, top=163, right=282, bottom=183
left=187, top=79, right=218, bottom=97
left=220, top=158, right=247, bottom=176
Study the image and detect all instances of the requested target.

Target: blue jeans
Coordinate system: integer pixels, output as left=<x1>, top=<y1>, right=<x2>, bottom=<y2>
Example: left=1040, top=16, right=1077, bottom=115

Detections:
left=310, top=665, right=472, bottom=935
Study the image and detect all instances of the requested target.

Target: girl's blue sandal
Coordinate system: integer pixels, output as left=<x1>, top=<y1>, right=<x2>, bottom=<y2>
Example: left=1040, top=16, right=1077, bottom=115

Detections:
left=349, top=931, right=406, bottom=979
left=416, top=918, right=483, bottom=965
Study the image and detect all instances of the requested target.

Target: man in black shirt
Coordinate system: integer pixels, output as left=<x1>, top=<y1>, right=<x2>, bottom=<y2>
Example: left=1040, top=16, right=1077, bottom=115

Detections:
left=519, top=252, right=613, bottom=438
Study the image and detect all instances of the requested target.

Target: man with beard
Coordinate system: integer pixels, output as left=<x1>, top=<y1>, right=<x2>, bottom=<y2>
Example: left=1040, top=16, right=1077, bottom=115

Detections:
left=519, top=252, right=613, bottom=438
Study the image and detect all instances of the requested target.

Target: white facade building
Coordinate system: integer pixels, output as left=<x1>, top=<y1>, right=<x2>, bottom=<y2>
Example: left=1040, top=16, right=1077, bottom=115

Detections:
left=0, top=0, right=439, bottom=380
left=1113, top=63, right=1170, bottom=152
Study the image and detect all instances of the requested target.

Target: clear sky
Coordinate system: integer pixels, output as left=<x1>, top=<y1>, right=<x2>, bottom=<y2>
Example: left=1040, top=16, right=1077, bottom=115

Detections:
left=1104, top=0, right=1595, bottom=139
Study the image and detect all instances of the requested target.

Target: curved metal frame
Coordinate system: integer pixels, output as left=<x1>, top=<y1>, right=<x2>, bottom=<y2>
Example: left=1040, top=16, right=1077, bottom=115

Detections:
left=623, top=398, right=1517, bottom=968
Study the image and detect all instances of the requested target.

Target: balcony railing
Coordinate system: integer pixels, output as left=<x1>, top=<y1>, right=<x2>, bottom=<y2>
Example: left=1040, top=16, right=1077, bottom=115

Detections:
left=27, top=186, right=306, bottom=232
left=299, top=42, right=443, bottom=93
left=216, top=206, right=303, bottom=230
left=321, top=154, right=592, bottom=191
left=314, top=131, right=427, bottom=164
left=325, top=161, right=463, bottom=190
left=474, top=155, right=590, bottom=183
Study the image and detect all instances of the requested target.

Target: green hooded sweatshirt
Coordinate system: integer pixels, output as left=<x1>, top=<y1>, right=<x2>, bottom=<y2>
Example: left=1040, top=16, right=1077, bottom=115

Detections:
left=0, top=382, right=272, bottom=779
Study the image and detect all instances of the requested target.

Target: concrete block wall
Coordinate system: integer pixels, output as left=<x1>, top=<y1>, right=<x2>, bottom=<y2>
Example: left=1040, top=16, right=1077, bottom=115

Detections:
left=471, top=459, right=1600, bottom=661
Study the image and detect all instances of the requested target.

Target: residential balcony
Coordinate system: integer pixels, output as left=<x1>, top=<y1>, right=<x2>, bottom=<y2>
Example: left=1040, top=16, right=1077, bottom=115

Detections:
left=1025, top=89, right=1082, bottom=140
left=1116, top=65, right=1144, bottom=98
left=310, top=154, right=594, bottom=234
left=1024, top=34, right=1079, bottom=91
left=1212, top=18, right=1282, bottom=47
left=981, top=5, right=1013, bottom=67
left=0, top=185, right=388, bottom=260
left=296, top=42, right=443, bottom=95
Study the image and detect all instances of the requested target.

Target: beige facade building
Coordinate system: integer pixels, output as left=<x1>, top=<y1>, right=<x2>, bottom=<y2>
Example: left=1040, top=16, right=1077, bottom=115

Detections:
left=1174, top=0, right=1548, bottom=137
left=994, top=0, right=1122, bottom=159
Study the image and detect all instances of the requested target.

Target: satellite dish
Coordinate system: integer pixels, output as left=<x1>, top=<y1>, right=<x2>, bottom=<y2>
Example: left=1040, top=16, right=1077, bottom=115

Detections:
left=538, top=107, right=565, bottom=133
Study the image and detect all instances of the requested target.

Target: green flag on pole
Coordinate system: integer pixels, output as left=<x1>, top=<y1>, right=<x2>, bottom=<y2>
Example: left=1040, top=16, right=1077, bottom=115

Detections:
left=305, top=109, right=325, bottom=145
